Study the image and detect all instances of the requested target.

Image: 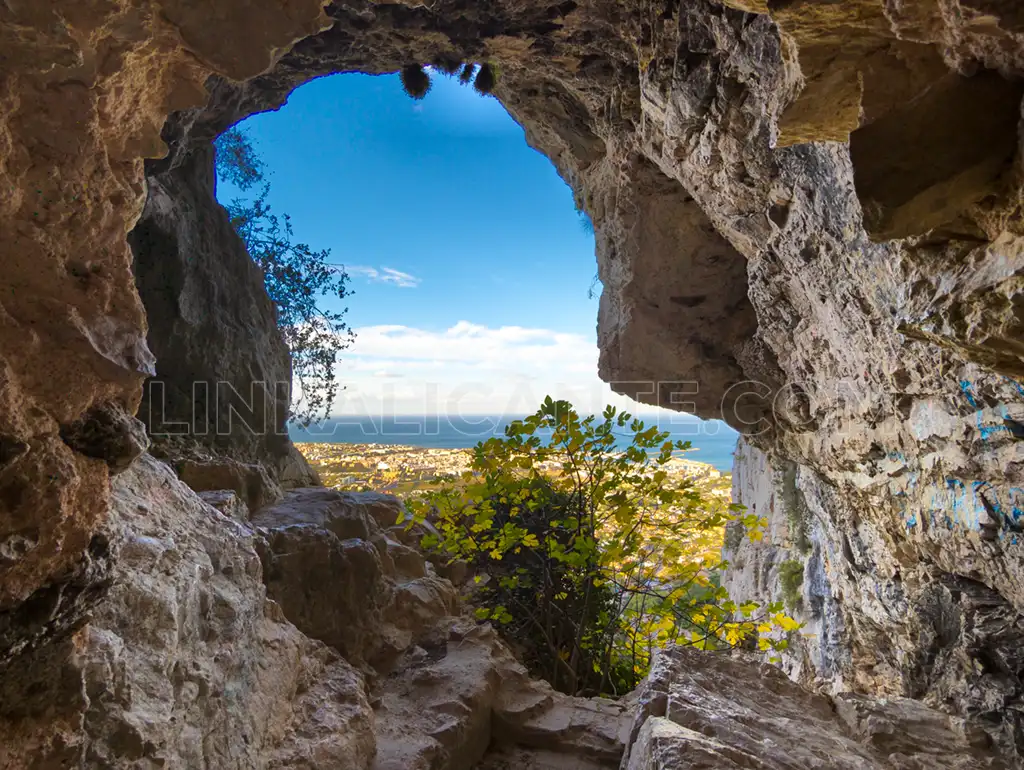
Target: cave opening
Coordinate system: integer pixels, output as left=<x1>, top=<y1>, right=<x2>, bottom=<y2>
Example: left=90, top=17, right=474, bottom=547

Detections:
left=131, top=67, right=743, bottom=478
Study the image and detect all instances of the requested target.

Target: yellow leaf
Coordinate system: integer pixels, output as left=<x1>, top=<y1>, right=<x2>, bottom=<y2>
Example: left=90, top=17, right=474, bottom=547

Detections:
left=775, top=614, right=802, bottom=632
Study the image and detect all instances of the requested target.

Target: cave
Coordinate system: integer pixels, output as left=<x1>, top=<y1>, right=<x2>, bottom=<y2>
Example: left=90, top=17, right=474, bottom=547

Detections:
left=2, top=0, right=1024, bottom=767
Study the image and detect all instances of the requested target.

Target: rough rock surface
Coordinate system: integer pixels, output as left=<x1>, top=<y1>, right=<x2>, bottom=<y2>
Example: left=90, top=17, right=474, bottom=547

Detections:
left=0, top=455, right=377, bottom=769
left=252, top=486, right=459, bottom=669
left=0, top=456, right=1017, bottom=769
left=128, top=6, right=1024, bottom=759
left=620, top=645, right=1005, bottom=769
left=724, top=438, right=1024, bottom=760
left=0, top=0, right=331, bottom=656
left=372, top=619, right=630, bottom=770
left=130, top=143, right=311, bottom=479
left=177, top=454, right=284, bottom=513
left=0, top=454, right=631, bottom=769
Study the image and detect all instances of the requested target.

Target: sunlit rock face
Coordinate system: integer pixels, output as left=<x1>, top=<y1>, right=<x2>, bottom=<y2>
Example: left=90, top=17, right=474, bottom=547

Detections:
left=0, top=0, right=331, bottom=661
left=2, top=0, right=1024, bottom=765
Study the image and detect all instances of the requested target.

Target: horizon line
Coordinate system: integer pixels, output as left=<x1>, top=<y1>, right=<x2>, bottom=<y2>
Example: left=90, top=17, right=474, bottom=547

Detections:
left=295, top=412, right=724, bottom=421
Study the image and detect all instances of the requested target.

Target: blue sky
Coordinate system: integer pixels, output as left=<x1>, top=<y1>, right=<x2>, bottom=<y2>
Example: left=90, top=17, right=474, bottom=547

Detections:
left=217, top=71, right=729, bottom=433
left=220, top=72, right=595, bottom=330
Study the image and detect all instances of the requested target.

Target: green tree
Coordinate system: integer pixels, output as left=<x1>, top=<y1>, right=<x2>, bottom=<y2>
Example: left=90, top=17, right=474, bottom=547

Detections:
left=407, top=398, right=799, bottom=697
left=214, top=127, right=355, bottom=425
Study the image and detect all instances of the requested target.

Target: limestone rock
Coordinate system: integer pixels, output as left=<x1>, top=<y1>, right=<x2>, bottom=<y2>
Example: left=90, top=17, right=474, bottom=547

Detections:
left=373, top=619, right=630, bottom=770
left=131, top=145, right=306, bottom=477
left=620, top=645, right=1005, bottom=769
left=0, top=459, right=631, bottom=769
left=0, top=0, right=330, bottom=651
left=199, top=489, right=250, bottom=521
left=59, top=401, right=149, bottom=475
left=252, top=487, right=458, bottom=669
left=3, top=0, right=1024, bottom=764
left=0, top=455, right=376, bottom=769
left=279, top=442, right=323, bottom=489
left=257, top=518, right=391, bottom=666
left=253, top=486, right=373, bottom=539
left=724, top=438, right=1024, bottom=758
left=178, top=455, right=283, bottom=513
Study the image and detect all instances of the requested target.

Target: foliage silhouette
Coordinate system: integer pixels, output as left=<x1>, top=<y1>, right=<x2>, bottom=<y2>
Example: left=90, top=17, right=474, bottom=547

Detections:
left=214, top=127, right=354, bottom=426
left=434, top=57, right=464, bottom=76
left=474, top=63, right=497, bottom=95
left=400, top=64, right=432, bottom=99
left=397, top=63, right=498, bottom=99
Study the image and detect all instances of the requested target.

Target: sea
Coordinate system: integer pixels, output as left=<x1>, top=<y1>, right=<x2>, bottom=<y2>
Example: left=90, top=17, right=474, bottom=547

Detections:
left=290, top=414, right=739, bottom=473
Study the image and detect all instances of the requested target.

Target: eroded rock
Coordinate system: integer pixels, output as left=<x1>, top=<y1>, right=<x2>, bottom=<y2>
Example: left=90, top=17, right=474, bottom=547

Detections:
left=59, top=401, right=149, bottom=475
left=0, top=0, right=330, bottom=648
left=178, top=455, right=283, bottom=513
left=373, top=619, right=629, bottom=770
left=620, top=645, right=1005, bottom=769
left=252, top=487, right=458, bottom=669
left=725, top=438, right=1024, bottom=759
left=0, top=455, right=376, bottom=769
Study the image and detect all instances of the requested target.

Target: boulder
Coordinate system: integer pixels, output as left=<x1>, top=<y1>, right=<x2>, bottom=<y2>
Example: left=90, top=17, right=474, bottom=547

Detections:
left=252, top=488, right=459, bottom=669
left=0, top=455, right=376, bottom=769
left=198, top=489, right=250, bottom=522
left=178, top=456, right=282, bottom=513
left=620, top=645, right=1004, bottom=769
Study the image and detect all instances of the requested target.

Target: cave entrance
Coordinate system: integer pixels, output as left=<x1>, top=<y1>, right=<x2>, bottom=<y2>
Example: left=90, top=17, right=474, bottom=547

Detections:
left=214, top=71, right=601, bottom=428
left=131, top=69, right=740, bottom=480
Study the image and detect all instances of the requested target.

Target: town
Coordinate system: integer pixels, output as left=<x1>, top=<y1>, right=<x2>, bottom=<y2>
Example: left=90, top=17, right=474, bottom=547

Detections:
left=297, top=442, right=731, bottom=499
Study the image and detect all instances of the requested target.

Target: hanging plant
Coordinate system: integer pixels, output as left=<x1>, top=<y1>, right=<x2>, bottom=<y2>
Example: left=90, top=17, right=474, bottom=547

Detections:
left=474, top=62, right=497, bottom=95
left=400, top=64, right=431, bottom=99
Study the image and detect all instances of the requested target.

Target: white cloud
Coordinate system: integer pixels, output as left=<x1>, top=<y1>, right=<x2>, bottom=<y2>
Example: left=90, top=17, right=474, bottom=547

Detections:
left=319, top=321, right=705, bottom=421
left=346, top=265, right=422, bottom=288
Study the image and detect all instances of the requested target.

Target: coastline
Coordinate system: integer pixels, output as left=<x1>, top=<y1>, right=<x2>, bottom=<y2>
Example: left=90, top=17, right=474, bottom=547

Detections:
left=298, top=441, right=731, bottom=498
left=291, top=416, right=739, bottom=473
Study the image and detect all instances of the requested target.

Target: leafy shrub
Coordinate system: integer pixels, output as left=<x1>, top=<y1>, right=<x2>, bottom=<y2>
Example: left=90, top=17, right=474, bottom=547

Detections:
left=407, top=398, right=799, bottom=696
left=433, top=57, right=464, bottom=76
left=778, top=558, right=804, bottom=611
left=214, top=127, right=265, bottom=189
left=214, top=128, right=354, bottom=425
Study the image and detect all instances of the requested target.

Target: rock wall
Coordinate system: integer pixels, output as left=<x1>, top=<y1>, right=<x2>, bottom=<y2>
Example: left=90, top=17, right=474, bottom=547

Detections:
left=0, top=452, right=1009, bottom=769
left=129, top=143, right=302, bottom=477
left=0, top=0, right=331, bottom=661
left=0, top=455, right=378, bottom=769
left=621, top=644, right=1006, bottom=769
left=0, top=453, right=632, bottom=769
left=725, top=436, right=1024, bottom=760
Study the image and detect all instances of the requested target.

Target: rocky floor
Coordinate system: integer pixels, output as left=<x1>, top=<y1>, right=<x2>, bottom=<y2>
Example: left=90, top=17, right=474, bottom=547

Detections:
left=0, top=455, right=1014, bottom=768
